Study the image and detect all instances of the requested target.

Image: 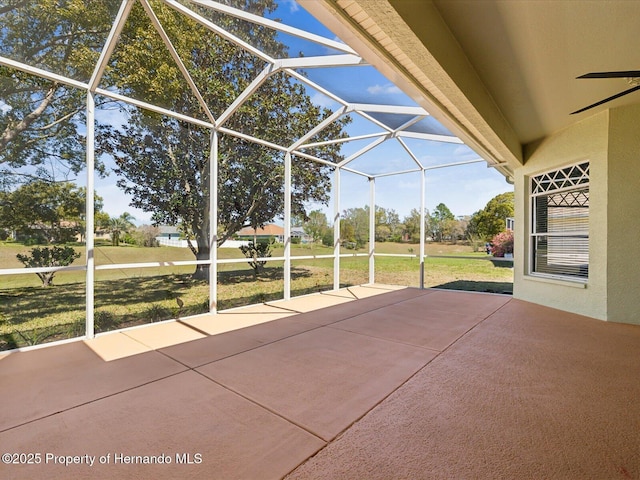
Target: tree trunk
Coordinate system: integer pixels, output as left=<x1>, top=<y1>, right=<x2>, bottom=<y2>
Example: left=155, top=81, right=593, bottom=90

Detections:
left=192, top=237, right=210, bottom=281
left=193, top=257, right=209, bottom=280
left=38, top=272, right=54, bottom=287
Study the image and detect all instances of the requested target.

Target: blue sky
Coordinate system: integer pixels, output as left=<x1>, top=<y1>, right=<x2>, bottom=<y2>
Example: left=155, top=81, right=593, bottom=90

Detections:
left=273, top=1, right=513, bottom=218
left=93, top=0, right=512, bottom=224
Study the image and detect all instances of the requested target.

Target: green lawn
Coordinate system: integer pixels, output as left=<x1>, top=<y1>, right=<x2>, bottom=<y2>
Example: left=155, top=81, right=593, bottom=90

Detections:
left=0, top=240, right=512, bottom=350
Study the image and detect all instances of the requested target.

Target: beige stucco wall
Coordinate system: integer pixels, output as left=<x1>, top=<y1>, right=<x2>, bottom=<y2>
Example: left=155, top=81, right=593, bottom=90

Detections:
left=606, top=104, right=640, bottom=324
left=514, top=111, right=609, bottom=320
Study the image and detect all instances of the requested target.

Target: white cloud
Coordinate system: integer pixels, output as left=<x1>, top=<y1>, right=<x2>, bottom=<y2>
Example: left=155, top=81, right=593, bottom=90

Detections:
left=366, top=84, right=402, bottom=95
left=452, top=144, right=476, bottom=156
left=283, top=0, right=299, bottom=13
left=95, top=106, right=127, bottom=128
left=310, top=92, right=340, bottom=110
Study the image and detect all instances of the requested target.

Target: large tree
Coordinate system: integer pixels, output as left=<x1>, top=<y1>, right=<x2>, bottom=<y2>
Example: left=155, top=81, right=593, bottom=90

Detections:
left=304, top=210, right=329, bottom=243
left=429, top=203, right=455, bottom=242
left=402, top=208, right=424, bottom=243
left=98, top=1, right=348, bottom=279
left=340, top=205, right=403, bottom=246
left=374, top=206, right=401, bottom=242
left=0, top=180, right=101, bottom=243
left=466, top=191, right=514, bottom=241
left=106, top=212, right=136, bottom=246
left=341, top=207, right=369, bottom=248
left=0, top=1, right=117, bottom=182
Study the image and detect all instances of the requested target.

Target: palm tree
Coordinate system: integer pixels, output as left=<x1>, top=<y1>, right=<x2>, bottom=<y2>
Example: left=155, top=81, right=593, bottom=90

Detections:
left=108, top=213, right=135, bottom=246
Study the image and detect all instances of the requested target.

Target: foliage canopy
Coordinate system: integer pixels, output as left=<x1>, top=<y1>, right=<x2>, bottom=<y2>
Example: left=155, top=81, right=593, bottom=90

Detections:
left=16, top=245, right=81, bottom=287
left=467, top=192, right=514, bottom=241
left=0, top=1, right=119, bottom=182
left=0, top=180, right=100, bottom=243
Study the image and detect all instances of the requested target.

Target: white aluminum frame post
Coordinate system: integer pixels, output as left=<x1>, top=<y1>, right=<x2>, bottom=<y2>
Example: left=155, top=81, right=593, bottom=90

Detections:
left=369, top=177, right=375, bottom=284
left=85, top=93, right=96, bottom=339
left=284, top=152, right=292, bottom=300
left=420, top=169, right=426, bottom=289
left=333, top=168, right=341, bottom=290
left=209, top=130, right=219, bottom=313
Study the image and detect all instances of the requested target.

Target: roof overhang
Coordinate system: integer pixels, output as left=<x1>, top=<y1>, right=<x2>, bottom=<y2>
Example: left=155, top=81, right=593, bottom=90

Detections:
left=299, top=0, right=522, bottom=180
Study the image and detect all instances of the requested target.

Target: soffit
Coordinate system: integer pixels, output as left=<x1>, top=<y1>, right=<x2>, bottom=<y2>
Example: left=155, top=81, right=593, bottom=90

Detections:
left=432, top=0, right=640, bottom=144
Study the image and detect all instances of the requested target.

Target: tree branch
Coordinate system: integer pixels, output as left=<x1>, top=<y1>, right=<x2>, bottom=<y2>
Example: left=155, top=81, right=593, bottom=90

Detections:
left=34, top=107, right=83, bottom=131
left=24, top=29, right=114, bottom=59
left=0, top=83, right=58, bottom=152
left=0, top=0, right=29, bottom=15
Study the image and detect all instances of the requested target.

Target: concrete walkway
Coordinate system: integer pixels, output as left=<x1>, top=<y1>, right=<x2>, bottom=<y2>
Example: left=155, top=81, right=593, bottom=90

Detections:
left=2, top=286, right=639, bottom=479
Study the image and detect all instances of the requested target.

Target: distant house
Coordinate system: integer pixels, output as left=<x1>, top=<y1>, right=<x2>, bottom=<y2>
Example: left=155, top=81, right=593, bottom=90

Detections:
left=236, top=224, right=284, bottom=243
left=155, top=226, right=194, bottom=248
left=94, top=228, right=110, bottom=242
left=157, top=225, right=181, bottom=240
left=291, top=226, right=312, bottom=243
left=506, top=217, right=515, bottom=231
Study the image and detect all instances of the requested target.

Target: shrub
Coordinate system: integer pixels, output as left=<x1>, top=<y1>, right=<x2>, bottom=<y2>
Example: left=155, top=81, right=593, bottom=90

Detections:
left=467, top=233, right=485, bottom=253
left=121, top=232, right=136, bottom=245
left=321, top=231, right=334, bottom=247
left=239, top=238, right=275, bottom=275
left=23, top=235, right=47, bottom=246
left=66, top=318, right=85, bottom=338
left=14, top=326, right=59, bottom=346
left=16, top=246, right=81, bottom=287
left=126, top=225, right=160, bottom=247
left=95, top=310, right=121, bottom=332
left=145, top=304, right=172, bottom=323
left=490, top=230, right=514, bottom=257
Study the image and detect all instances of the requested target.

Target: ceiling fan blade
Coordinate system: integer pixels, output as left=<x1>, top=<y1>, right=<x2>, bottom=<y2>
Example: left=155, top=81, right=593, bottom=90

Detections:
left=577, top=71, right=640, bottom=79
left=571, top=84, right=640, bottom=115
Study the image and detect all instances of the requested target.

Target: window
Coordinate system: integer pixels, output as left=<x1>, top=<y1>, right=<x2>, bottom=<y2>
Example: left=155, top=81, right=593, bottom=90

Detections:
left=530, top=162, right=589, bottom=280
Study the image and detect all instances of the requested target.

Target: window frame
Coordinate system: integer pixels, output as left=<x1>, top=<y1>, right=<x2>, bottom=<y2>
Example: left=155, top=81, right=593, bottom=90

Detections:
left=528, top=161, right=590, bottom=283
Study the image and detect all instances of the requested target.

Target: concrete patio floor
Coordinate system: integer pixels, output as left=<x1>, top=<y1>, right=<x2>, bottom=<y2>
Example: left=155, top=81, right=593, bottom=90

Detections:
left=1, top=285, right=639, bottom=479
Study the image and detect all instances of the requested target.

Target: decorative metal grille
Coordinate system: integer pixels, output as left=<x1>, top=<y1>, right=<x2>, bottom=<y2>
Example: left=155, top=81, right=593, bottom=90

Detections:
left=547, top=190, right=589, bottom=208
left=531, top=162, right=589, bottom=195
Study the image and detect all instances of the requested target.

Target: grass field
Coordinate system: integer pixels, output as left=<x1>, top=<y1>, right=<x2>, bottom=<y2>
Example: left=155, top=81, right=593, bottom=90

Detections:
left=0, top=240, right=512, bottom=350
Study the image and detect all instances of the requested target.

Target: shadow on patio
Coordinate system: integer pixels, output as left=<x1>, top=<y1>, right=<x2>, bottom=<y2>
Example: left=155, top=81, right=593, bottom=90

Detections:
left=1, top=285, right=639, bottom=479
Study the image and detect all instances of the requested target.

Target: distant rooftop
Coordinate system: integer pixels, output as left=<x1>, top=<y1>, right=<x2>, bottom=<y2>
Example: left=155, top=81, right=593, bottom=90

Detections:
left=236, top=224, right=285, bottom=237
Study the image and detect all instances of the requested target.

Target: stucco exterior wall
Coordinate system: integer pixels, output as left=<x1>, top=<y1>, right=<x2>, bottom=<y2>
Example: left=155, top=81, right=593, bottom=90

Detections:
left=606, top=104, right=640, bottom=324
left=514, top=111, right=609, bottom=320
